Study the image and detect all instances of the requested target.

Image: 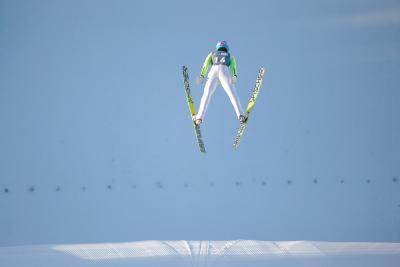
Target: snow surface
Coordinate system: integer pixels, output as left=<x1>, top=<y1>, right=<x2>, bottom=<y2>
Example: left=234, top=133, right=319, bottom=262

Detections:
left=1, top=240, right=400, bottom=267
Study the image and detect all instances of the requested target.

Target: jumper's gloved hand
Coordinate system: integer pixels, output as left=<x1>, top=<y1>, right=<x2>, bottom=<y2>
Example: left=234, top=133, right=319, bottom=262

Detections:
left=196, top=75, right=204, bottom=85
left=232, top=75, right=237, bottom=84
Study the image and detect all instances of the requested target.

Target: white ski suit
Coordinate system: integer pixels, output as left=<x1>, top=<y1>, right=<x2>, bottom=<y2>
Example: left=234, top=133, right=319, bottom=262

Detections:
left=196, top=50, right=244, bottom=122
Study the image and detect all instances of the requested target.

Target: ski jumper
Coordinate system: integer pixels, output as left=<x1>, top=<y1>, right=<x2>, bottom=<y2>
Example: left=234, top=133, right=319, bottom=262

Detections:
left=196, top=51, right=244, bottom=122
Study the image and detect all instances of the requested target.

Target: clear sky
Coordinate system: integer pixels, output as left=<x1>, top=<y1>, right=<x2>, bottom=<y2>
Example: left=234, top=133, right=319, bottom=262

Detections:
left=0, top=0, right=399, bottom=246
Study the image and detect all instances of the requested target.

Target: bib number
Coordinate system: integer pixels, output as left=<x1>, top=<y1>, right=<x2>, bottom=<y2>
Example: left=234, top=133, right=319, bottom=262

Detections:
left=215, top=57, right=226, bottom=64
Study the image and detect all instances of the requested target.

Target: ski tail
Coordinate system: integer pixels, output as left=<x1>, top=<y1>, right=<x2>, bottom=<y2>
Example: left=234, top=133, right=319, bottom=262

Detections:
left=246, top=67, right=265, bottom=114
left=182, top=66, right=196, bottom=116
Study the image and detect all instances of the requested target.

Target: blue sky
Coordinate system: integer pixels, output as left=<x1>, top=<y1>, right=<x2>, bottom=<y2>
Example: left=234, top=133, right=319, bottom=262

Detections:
left=0, top=0, right=399, bottom=246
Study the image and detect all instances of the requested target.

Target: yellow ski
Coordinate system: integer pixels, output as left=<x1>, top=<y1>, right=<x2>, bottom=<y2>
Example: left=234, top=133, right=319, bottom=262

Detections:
left=233, top=67, right=265, bottom=148
left=182, top=66, right=206, bottom=153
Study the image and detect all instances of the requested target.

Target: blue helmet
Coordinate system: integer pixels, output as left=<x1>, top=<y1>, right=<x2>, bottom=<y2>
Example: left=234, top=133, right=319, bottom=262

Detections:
left=216, top=41, right=229, bottom=51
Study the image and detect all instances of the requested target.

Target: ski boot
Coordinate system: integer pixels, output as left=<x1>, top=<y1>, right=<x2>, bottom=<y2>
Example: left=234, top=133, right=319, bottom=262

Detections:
left=192, top=115, right=202, bottom=127
left=239, top=114, right=248, bottom=124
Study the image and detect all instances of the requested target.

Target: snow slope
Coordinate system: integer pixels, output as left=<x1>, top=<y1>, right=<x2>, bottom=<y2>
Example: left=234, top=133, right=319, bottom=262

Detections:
left=1, top=240, right=400, bottom=267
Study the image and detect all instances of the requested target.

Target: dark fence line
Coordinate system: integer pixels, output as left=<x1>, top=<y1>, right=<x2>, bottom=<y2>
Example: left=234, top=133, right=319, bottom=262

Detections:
left=1, top=177, right=398, bottom=194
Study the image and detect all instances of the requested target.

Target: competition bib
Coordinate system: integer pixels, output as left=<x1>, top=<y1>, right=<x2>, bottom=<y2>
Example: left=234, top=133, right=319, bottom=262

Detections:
left=212, top=51, right=230, bottom=66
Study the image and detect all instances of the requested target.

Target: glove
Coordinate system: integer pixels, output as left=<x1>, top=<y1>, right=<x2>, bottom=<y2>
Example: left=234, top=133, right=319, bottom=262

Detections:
left=232, top=75, right=237, bottom=84
left=196, top=75, right=204, bottom=85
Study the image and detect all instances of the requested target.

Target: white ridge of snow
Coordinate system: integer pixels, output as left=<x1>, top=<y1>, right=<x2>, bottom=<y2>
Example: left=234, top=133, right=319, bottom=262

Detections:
left=1, top=240, right=400, bottom=267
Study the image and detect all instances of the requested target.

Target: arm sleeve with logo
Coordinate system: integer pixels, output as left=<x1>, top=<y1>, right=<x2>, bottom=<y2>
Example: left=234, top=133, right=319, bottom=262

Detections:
left=200, top=53, right=213, bottom=77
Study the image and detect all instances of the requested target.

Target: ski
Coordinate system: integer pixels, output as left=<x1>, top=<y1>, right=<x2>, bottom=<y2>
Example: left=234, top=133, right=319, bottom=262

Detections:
left=233, top=67, right=266, bottom=149
left=182, top=66, right=206, bottom=153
